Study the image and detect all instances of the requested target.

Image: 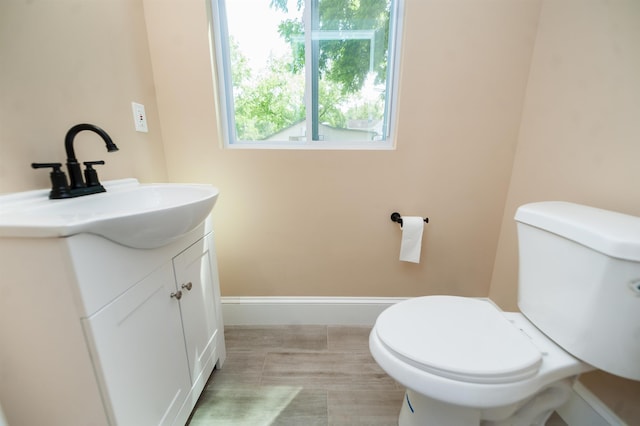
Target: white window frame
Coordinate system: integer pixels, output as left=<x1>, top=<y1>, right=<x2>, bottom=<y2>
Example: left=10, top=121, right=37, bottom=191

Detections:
left=209, top=0, right=404, bottom=150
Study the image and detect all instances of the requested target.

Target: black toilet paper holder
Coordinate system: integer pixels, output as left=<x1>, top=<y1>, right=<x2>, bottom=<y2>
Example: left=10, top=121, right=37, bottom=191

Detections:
left=390, top=212, right=429, bottom=227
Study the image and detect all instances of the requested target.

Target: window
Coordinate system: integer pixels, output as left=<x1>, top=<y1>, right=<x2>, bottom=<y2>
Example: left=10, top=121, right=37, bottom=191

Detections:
left=210, top=0, right=403, bottom=149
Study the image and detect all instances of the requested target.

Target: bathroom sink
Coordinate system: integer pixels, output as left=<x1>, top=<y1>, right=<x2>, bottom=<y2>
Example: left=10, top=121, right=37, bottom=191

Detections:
left=0, top=178, right=219, bottom=249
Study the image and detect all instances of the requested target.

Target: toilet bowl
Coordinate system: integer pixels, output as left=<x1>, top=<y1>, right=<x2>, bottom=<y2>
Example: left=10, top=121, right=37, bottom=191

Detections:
left=369, top=296, right=593, bottom=426
left=370, top=202, right=640, bottom=426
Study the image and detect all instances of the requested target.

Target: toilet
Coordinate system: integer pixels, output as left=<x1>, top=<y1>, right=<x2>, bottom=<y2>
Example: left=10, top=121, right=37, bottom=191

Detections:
left=370, top=201, right=640, bottom=426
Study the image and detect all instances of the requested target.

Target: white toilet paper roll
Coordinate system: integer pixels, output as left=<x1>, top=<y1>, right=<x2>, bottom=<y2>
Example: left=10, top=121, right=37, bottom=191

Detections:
left=399, top=216, right=424, bottom=263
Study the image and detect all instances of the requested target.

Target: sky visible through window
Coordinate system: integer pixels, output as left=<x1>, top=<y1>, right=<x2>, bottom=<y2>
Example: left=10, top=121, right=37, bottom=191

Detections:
left=225, top=1, right=294, bottom=72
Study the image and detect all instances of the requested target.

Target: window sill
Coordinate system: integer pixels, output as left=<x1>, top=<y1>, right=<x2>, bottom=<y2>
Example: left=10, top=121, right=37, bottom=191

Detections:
left=224, top=141, right=396, bottom=151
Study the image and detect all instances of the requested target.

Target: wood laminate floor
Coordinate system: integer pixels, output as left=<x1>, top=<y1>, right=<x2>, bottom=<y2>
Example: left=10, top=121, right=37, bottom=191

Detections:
left=187, top=325, right=567, bottom=426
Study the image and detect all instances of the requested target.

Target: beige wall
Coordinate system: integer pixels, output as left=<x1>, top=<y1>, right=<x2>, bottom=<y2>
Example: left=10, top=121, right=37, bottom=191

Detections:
left=144, top=0, right=541, bottom=298
left=489, top=0, right=640, bottom=422
left=0, top=0, right=541, bottom=299
left=2, top=0, right=638, bottom=422
left=0, top=0, right=167, bottom=194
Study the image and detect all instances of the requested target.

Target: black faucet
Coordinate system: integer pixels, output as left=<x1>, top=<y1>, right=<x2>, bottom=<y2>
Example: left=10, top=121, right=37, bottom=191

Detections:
left=32, top=123, right=119, bottom=199
left=65, top=123, right=119, bottom=191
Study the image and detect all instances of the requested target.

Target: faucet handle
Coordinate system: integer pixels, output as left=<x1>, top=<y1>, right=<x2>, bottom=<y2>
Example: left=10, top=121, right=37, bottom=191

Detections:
left=31, top=162, right=72, bottom=199
left=32, top=162, right=63, bottom=171
left=83, top=160, right=106, bottom=188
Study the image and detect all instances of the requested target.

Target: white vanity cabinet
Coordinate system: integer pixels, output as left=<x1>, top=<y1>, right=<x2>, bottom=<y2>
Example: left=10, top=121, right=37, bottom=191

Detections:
left=0, top=221, right=225, bottom=426
left=172, top=236, right=223, bottom=389
left=85, top=262, right=193, bottom=426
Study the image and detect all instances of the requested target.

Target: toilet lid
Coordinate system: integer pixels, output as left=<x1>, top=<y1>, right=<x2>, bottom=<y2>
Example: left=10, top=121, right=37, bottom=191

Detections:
left=375, top=296, right=542, bottom=384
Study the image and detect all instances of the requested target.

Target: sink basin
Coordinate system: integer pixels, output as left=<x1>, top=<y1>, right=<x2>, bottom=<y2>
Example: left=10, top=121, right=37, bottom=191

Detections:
left=0, top=178, right=219, bottom=249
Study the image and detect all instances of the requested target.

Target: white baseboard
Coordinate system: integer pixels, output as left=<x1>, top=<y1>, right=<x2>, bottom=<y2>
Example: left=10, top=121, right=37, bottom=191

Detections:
left=221, top=296, right=407, bottom=326
left=221, top=296, right=626, bottom=425
left=557, top=381, right=626, bottom=426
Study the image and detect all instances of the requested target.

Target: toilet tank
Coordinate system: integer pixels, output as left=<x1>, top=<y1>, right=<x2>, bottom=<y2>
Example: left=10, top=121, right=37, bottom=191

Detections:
left=515, top=201, right=640, bottom=381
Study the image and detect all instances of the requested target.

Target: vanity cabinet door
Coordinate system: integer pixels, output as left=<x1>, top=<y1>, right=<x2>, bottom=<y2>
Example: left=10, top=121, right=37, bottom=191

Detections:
left=83, top=262, right=192, bottom=426
left=173, top=234, right=221, bottom=387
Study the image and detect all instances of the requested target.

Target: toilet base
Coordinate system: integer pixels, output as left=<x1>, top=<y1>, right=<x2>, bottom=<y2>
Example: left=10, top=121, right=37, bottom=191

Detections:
left=399, top=379, right=574, bottom=426
left=399, top=389, right=482, bottom=426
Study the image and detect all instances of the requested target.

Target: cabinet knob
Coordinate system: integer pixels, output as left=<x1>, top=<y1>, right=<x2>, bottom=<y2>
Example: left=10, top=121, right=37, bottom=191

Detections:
left=181, top=282, right=193, bottom=291
left=170, top=290, right=183, bottom=300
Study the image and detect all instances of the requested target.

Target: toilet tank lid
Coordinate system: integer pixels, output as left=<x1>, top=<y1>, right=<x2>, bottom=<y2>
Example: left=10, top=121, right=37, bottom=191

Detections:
left=515, top=201, right=640, bottom=262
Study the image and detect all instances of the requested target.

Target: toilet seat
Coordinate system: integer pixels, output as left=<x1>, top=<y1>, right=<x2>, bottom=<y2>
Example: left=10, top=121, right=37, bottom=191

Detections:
left=375, top=296, right=542, bottom=384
